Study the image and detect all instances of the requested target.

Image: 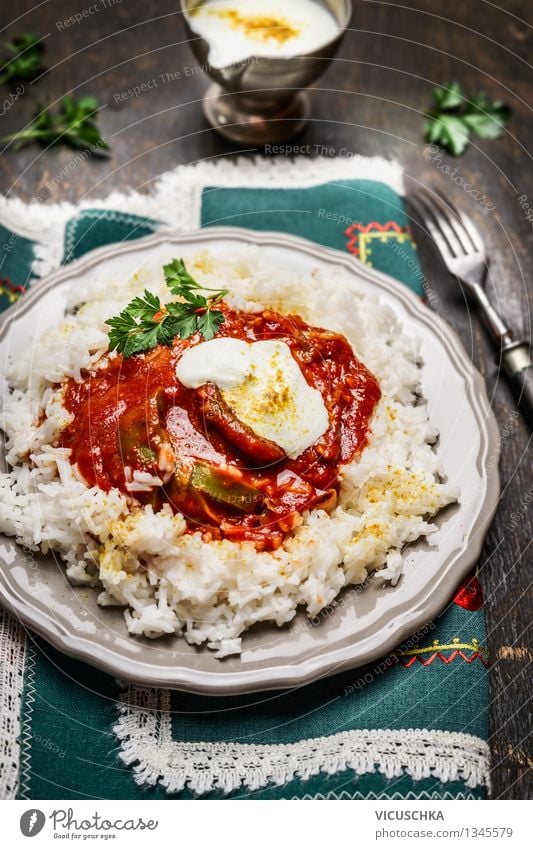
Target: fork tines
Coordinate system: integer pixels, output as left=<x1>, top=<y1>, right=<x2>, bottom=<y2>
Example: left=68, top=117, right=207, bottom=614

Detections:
left=409, top=187, right=485, bottom=261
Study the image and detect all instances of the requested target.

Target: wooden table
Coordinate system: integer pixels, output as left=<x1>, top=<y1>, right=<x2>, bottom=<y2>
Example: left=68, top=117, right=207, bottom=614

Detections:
left=1, top=0, right=531, bottom=799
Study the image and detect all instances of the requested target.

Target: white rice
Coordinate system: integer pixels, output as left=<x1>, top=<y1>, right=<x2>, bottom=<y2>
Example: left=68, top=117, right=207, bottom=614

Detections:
left=0, top=248, right=458, bottom=657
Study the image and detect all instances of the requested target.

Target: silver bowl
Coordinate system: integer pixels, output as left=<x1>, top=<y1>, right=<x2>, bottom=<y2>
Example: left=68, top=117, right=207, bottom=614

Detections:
left=181, top=0, right=352, bottom=144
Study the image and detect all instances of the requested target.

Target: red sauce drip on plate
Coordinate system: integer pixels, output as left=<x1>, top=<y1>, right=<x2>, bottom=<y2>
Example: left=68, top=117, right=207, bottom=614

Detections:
left=60, top=305, right=381, bottom=550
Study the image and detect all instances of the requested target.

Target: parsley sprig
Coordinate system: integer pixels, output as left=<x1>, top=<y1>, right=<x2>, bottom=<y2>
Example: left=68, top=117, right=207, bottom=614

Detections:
left=106, top=259, right=227, bottom=358
left=425, top=82, right=510, bottom=156
left=0, top=95, right=109, bottom=152
left=0, top=33, right=46, bottom=85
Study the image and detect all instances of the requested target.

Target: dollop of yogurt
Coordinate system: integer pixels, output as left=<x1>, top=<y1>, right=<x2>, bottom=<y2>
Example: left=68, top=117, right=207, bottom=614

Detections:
left=188, top=0, right=341, bottom=69
left=176, top=338, right=329, bottom=459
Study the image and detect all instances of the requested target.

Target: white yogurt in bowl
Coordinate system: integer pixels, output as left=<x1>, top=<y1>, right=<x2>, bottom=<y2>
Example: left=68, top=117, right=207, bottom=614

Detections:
left=188, top=0, right=341, bottom=69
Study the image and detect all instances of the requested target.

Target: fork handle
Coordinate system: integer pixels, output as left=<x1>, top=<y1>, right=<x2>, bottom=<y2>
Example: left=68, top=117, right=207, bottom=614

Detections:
left=501, top=342, right=533, bottom=429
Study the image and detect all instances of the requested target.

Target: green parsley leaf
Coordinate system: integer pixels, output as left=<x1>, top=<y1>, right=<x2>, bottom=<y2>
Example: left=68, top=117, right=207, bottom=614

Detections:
left=163, top=258, right=199, bottom=295
left=425, top=113, right=470, bottom=157
left=123, top=325, right=160, bottom=358
left=0, top=33, right=46, bottom=85
left=168, top=310, right=199, bottom=340
left=462, top=93, right=510, bottom=139
left=432, top=81, right=464, bottom=111
left=127, top=290, right=164, bottom=321
left=424, top=82, right=510, bottom=156
left=106, top=259, right=227, bottom=357
left=197, top=308, right=226, bottom=341
left=0, top=94, right=109, bottom=152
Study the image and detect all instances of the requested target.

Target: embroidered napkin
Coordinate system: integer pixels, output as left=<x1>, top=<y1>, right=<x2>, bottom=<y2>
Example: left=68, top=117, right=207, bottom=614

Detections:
left=0, top=157, right=490, bottom=800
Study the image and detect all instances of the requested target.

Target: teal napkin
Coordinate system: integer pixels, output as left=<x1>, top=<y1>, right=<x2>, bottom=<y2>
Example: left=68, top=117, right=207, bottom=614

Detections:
left=0, top=173, right=489, bottom=800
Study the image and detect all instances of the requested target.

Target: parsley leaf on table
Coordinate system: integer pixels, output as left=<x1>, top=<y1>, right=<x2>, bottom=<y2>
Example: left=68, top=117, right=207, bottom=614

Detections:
left=431, top=80, right=464, bottom=111
left=425, top=82, right=510, bottom=156
left=106, top=261, right=228, bottom=357
left=426, top=112, right=470, bottom=156
left=0, top=33, right=46, bottom=85
left=0, top=95, right=109, bottom=152
left=462, top=93, right=511, bottom=139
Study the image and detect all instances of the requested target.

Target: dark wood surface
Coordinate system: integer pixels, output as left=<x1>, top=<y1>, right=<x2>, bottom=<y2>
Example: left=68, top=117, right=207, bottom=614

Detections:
left=1, top=0, right=531, bottom=799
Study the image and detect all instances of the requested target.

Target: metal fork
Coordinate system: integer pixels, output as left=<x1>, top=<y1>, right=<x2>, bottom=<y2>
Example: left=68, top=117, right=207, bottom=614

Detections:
left=409, top=187, right=533, bottom=428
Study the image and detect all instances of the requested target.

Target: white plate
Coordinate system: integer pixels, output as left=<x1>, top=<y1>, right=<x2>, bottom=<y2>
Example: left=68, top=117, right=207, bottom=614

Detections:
left=0, top=228, right=500, bottom=693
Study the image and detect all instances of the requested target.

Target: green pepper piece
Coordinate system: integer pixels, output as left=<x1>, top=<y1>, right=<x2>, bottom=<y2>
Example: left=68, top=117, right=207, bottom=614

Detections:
left=117, top=387, right=165, bottom=468
left=136, top=446, right=156, bottom=464
left=190, top=462, right=262, bottom=514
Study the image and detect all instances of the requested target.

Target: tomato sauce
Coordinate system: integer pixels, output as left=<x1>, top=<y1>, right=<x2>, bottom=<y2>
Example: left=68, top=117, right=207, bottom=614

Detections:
left=60, top=305, right=381, bottom=550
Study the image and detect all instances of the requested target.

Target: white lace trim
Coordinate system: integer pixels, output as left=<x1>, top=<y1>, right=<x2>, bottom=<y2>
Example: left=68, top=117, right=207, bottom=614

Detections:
left=114, top=687, right=490, bottom=796
left=0, top=155, right=403, bottom=278
left=16, top=638, right=36, bottom=800
left=0, top=611, right=26, bottom=799
left=297, top=790, right=480, bottom=800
